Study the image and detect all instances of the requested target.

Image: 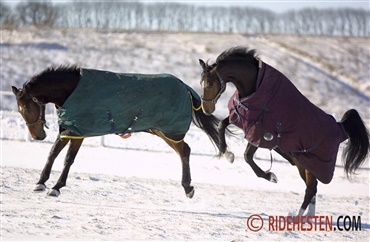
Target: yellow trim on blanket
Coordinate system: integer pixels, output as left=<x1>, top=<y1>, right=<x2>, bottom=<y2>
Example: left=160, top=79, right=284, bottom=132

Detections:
left=149, top=129, right=184, bottom=143
left=59, top=135, right=86, bottom=139
left=189, top=92, right=202, bottom=111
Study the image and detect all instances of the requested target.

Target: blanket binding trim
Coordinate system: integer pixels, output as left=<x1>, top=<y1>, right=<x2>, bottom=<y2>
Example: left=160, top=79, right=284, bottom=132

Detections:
left=189, top=92, right=202, bottom=111
left=149, top=129, right=184, bottom=143
left=59, top=135, right=85, bottom=139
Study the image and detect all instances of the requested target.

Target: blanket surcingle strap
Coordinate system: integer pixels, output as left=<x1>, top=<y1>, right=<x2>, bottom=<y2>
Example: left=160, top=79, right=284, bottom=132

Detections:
left=228, top=62, right=348, bottom=184
left=58, top=68, right=200, bottom=142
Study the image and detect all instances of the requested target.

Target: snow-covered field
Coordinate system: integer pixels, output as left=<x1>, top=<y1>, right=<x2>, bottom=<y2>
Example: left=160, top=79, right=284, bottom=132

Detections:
left=2, top=140, right=369, bottom=241
left=1, top=28, right=369, bottom=240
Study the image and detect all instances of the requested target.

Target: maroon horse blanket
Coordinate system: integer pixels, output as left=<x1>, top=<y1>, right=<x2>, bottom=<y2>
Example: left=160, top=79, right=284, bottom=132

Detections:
left=228, top=62, right=348, bottom=184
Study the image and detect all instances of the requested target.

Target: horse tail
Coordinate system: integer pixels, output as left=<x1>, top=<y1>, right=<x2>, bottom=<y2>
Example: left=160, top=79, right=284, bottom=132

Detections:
left=340, top=109, right=370, bottom=177
left=190, top=94, right=222, bottom=156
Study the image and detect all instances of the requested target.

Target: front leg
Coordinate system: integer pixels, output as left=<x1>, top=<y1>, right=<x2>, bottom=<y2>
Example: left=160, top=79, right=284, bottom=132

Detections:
left=48, top=138, right=84, bottom=196
left=218, top=117, right=234, bottom=163
left=244, top=143, right=277, bottom=183
left=34, top=137, right=70, bottom=192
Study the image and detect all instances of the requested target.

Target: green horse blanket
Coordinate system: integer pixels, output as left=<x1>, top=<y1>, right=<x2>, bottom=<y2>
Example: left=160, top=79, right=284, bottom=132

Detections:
left=58, top=68, right=199, bottom=139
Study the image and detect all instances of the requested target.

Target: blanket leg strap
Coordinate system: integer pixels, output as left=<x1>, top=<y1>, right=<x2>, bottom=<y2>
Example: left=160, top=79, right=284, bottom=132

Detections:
left=117, top=109, right=143, bottom=137
left=266, top=151, right=273, bottom=173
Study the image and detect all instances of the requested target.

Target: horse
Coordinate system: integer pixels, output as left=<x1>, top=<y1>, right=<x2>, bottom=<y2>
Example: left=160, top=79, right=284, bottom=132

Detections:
left=198, top=46, right=369, bottom=217
left=12, top=65, right=223, bottom=198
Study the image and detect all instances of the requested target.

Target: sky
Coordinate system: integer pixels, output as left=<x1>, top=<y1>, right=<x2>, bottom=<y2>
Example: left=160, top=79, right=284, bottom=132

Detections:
left=3, top=0, right=369, bottom=13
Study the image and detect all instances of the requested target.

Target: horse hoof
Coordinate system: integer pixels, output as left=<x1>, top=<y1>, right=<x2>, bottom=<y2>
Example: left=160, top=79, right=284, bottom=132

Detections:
left=186, top=188, right=195, bottom=199
left=268, top=172, right=278, bottom=183
left=224, top=151, right=235, bottom=164
left=47, top=189, right=60, bottom=197
left=33, top=184, right=47, bottom=192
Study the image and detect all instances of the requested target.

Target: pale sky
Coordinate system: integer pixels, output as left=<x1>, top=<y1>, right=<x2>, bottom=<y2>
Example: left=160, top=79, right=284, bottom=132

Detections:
left=3, top=0, right=369, bottom=13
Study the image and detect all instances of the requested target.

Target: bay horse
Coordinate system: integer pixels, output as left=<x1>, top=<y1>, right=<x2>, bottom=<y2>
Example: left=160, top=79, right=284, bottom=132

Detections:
left=12, top=65, right=223, bottom=198
left=199, top=47, right=369, bottom=217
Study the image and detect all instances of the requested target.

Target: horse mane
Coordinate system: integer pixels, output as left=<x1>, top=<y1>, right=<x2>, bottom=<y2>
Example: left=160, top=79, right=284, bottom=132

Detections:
left=24, top=64, right=80, bottom=91
left=216, top=46, right=258, bottom=67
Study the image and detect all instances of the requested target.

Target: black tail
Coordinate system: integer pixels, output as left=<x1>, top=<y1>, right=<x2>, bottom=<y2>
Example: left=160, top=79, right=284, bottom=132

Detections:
left=341, top=109, right=370, bottom=177
left=190, top=96, right=222, bottom=156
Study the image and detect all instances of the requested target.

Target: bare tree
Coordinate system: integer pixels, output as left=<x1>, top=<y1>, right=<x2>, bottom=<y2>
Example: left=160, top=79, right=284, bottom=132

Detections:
left=16, top=1, right=58, bottom=27
left=22, top=1, right=368, bottom=37
left=0, top=2, right=19, bottom=29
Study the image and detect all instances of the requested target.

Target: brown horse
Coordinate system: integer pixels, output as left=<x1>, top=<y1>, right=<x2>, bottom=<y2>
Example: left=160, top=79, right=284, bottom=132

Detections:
left=199, top=46, right=369, bottom=217
left=12, top=65, right=223, bottom=198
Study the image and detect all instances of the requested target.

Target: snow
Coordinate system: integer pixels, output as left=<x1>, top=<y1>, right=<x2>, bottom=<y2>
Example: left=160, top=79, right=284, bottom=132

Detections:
left=1, top=28, right=370, bottom=240
left=1, top=140, right=369, bottom=240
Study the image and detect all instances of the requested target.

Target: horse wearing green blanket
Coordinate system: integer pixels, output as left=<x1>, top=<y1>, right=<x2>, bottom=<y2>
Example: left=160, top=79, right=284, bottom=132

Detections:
left=12, top=65, right=223, bottom=198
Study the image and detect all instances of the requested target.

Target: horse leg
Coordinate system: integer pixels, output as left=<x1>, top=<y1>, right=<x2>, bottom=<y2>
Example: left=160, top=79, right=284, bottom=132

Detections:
left=244, top=143, right=278, bottom=183
left=151, top=130, right=194, bottom=198
left=291, top=157, right=318, bottom=216
left=177, top=141, right=194, bottom=198
left=218, top=117, right=234, bottom=163
left=48, top=138, right=84, bottom=197
left=273, top=147, right=295, bottom=166
left=34, top=137, right=70, bottom=192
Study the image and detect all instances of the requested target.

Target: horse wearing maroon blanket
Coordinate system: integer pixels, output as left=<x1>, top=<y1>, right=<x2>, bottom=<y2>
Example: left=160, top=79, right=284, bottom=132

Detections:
left=199, top=47, right=369, bottom=217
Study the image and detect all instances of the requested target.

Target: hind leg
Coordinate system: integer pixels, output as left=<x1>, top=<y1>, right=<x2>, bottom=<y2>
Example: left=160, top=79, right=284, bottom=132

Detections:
left=291, top=157, right=318, bottom=216
left=177, top=141, right=194, bottom=198
left=151, top=130, right=194, bottom=198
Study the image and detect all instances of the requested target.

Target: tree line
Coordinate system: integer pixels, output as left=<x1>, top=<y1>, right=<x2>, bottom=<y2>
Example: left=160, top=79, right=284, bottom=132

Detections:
left=1, top=1, right=368, bottom=36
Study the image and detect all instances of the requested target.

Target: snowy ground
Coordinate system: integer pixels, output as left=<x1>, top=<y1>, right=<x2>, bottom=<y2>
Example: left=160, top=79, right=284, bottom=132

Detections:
left=1, top=140, right=369, bottom=241
left=1, top=28, right=370, bottom=240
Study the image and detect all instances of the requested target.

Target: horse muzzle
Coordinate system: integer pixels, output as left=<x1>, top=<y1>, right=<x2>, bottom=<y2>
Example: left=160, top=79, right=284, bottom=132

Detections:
left=201, top=102, right=216, bottom=116
left=29, top=129, right=47, bottom=140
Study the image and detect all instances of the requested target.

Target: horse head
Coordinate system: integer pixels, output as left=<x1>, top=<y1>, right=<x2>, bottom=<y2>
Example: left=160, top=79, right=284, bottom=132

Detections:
left=198, top=59, right=226, bottom=115
left=12, top=86, right=48, bottom=140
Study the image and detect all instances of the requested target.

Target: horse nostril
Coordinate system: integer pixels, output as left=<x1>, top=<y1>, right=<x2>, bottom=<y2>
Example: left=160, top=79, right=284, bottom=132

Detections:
left=34, top=133, right=47, bottom=141
left=203, top=110, right=212, bottom=116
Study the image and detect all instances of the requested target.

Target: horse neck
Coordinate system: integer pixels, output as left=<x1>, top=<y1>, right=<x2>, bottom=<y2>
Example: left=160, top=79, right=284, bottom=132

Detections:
left=218, top=62, right=258, bottom=98
left=27, top=73, right=79, bottom=107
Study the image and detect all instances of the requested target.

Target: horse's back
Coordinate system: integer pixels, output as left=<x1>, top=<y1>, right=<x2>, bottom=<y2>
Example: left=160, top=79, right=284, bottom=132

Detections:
left=58, top=69, right=197, bottom=137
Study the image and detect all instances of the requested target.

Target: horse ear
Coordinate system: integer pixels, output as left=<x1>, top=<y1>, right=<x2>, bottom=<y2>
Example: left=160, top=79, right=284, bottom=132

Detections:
left=199, top=59, right=207, bottom=70
left=11, top=86, right=19, bottom=96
